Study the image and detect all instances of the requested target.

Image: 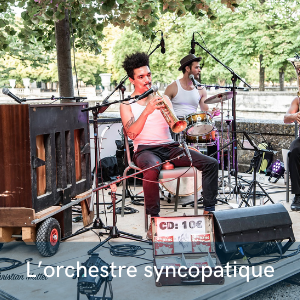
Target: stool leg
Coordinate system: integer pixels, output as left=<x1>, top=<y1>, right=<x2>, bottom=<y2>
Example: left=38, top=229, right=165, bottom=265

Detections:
left=145, top=209, right=148, bottom=232
left=194, top=168, right=198, bottom=215
left=286, top=152, right=290, bottom=203
left=121, top=167, right=130, bottom=217
left=174, top=178, right=181, bottom=211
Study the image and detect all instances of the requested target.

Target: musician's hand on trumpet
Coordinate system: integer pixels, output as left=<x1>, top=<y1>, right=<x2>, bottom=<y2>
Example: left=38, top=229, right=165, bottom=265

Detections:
left=144, top=95, right=165, bottom=115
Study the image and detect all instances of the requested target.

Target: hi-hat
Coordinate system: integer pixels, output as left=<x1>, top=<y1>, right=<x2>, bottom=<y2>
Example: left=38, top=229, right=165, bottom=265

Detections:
left=204, top=91, right=236, bottom=104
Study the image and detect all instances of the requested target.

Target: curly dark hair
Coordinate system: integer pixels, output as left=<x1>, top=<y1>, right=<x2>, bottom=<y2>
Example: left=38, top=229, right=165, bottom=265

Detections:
left=122, top=52, right=150, bottom=79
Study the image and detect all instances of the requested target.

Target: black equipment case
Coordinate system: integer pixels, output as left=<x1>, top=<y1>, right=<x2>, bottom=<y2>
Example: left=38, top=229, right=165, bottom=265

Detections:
left=151, top=215, right=225, bottom=287
left=212, top=203, right=295, bottom=263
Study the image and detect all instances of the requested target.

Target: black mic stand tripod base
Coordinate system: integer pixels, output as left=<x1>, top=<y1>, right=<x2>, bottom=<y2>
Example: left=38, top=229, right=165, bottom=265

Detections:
left=87, top=183, right=149, bottom=255
left=238, top=150, right=274, bottom=207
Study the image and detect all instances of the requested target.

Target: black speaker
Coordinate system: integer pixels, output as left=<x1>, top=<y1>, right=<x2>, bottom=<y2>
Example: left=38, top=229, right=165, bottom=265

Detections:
left=212, top=203, right=295, bottom=263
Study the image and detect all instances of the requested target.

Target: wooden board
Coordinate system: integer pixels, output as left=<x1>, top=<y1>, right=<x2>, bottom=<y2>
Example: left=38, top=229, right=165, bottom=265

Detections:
left=75, top=189, right=93, bottom=227
left=75, top=189, right=92, bottom=199
left=34, top=206, right=61, bottom=220
left=0, top=208, right=35, bottom=227
left=80, top=197, right=94, bottom=227
left=0, top=227, right=21, bottom=242
left=22, top=227, right=36, bottom=244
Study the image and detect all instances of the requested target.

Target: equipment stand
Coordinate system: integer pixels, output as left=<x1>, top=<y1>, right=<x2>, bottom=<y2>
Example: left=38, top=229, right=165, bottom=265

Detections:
left=238, top=150, right=274, bottom=207
left=62, top=108, right=110, bottom=240
left=88, top=183, right=145, bottom=255
left=238, top=132, right=275, bottom=207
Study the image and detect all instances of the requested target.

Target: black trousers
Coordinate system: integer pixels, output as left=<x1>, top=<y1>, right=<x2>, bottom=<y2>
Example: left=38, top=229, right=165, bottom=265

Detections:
left=133, top=142, right=218, bottom=216
left=289, top=138, right=300, bottom=194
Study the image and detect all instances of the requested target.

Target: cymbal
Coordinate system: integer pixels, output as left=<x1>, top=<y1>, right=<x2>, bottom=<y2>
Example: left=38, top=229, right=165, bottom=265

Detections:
left=204, top=91, right=236, bottom=104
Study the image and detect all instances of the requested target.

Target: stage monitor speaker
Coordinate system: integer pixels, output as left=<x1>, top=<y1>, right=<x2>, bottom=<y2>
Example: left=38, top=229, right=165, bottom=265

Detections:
left=212, top=203, right=295, bottom=263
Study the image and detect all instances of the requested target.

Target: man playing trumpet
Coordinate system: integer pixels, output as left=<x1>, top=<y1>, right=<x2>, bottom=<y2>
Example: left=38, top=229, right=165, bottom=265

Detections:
left=120, top=52, right=218, bottom=239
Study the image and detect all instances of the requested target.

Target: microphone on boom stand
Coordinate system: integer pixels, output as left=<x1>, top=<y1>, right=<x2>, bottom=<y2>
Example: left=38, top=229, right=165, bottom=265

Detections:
left=160, top=32, right=166, bottom=54
left=190, top=33, right=195, bottom=54
left=2, top=88, right=23, bottom=104
left=189, top=74, right=200, bottom=88
left=134, top=85, right=158, bottom=102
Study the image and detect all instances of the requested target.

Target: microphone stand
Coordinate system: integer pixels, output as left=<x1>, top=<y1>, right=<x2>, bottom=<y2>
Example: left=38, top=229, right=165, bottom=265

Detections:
left=195, top=83, right=248, bottom=91
left=23, top=96, right=88, bottom=102
left=194, top=40, right=251, bottom=203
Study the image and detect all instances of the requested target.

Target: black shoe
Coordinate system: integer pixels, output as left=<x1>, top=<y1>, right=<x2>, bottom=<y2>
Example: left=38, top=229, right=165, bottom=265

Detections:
left=291, top=195, right=300, bottom=211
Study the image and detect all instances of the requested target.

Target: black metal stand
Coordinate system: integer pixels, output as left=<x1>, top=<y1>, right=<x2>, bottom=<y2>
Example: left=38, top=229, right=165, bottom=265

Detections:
left=61, top=107, right=110, bottom=241
left=88, top=183, right=146, bottom=255
left=194, top=39, right=251, bottom=203
left=238, top=150, right=274, bottom=207
left=238, top=132, right=275, bottom=207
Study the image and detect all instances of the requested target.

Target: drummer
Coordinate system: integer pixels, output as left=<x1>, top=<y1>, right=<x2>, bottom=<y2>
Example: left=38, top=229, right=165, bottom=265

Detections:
left=164, top=54, right=215, bottom=117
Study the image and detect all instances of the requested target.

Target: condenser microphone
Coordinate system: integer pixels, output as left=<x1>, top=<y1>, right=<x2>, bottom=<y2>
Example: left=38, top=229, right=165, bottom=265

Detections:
left=160, top=32, right=165, bottom=54
left=189, top=74, right=199, bottom=87
left=190, top=33, right=195, bottom=54
left=136, top=85, right=158, bottom=101
left=2, top=88, right=23, bottom=104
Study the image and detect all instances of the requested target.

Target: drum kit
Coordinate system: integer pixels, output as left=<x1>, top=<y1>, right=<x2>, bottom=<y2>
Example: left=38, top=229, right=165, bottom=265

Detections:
left=161, top=91, right=236, bottom=200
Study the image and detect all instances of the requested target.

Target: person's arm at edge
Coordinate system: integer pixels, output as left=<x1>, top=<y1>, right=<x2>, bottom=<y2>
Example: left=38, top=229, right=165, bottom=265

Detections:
left=284, top=97, right=300, bottom=124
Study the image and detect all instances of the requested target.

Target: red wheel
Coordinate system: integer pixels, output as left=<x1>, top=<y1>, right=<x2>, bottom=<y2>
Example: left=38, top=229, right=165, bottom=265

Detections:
left=50, top=228, right=59, bottom=246
left=36, top=217, right=61, bottom=257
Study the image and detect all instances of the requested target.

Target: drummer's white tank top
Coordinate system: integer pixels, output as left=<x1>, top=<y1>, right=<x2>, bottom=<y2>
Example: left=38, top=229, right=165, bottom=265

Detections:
left=130, top=102, right=173, bottom=151
left=171, top=79, right=200, bottom=117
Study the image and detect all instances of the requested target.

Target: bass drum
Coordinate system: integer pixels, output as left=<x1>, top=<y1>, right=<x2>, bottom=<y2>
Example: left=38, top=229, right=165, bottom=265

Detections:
left=160, top=146, right=202, bottom=196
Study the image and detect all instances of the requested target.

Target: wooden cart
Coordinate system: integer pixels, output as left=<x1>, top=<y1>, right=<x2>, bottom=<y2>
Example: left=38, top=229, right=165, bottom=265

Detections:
left=0, top=103, right=92, bottom=256
left=0, top=190, right=93, bottom=256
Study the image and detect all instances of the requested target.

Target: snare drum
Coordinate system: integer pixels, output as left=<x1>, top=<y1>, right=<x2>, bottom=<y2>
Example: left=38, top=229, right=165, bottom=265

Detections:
left=185, top=129, right=217, bottom=146
left=186, top=112, right=214, bottom=136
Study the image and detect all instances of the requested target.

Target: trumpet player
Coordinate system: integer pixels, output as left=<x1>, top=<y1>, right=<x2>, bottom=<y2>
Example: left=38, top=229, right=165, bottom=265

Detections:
left=120, top=52, right=218, bottom=240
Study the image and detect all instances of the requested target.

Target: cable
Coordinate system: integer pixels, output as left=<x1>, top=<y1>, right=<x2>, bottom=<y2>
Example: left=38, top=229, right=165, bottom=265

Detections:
left=114, top=206, right=139, bottom=214
left=194, top=31, right=208, bottom=50
left=106, top=244, right=147, bottom=258
left=147, top=30, right=161, bottom=54
left=0, top=258, right=32, bottom=272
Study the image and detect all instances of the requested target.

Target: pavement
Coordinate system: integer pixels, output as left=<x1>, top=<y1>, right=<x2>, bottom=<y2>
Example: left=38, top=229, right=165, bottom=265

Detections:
left=0, top=172, right=300, bottom=300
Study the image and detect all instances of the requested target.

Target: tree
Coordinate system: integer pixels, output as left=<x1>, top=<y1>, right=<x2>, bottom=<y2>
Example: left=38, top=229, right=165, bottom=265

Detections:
left=0, top=0, right=239, bottom=100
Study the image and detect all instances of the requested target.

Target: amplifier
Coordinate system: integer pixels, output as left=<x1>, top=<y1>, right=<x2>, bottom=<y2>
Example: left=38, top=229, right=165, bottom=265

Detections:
left=212, top=203, right=295, bottom=263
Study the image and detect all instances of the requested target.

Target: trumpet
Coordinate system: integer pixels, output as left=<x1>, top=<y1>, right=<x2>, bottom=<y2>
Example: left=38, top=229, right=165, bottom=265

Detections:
left=156, top=90, right=187, bottom=133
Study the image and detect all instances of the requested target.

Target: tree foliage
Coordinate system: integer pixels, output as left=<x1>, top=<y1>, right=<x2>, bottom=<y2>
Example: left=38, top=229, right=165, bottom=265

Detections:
left=1, top=0, right=300, bottom=89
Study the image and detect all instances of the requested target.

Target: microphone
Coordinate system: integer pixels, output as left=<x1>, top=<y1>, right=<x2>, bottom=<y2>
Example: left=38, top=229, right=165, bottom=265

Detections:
left=2, top=88, right=22, bottom=104
left=189, top=74, right=199, bottom=88
left=182, top=141, right=192, bottom=163
left=135, top=85, right=158, bottom=101
left=160, top=32, right=165, bottom=54
left=190, top=33, right=195, bottom=54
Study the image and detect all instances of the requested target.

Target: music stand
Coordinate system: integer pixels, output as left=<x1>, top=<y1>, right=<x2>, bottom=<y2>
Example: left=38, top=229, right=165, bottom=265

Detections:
left=238, top=132, right=275, bottom=207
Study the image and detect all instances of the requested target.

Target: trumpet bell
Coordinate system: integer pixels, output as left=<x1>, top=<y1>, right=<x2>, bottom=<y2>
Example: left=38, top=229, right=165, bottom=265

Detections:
left=172, top=120, right=187, bottom=133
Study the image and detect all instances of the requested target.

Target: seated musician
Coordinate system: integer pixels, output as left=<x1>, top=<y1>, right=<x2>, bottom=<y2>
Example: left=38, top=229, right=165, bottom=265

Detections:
left=164, top=54, right=212, bottom=117
left=120, top=52, right=218, bottom=239
left=284, top=96, right=300, bottom=211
